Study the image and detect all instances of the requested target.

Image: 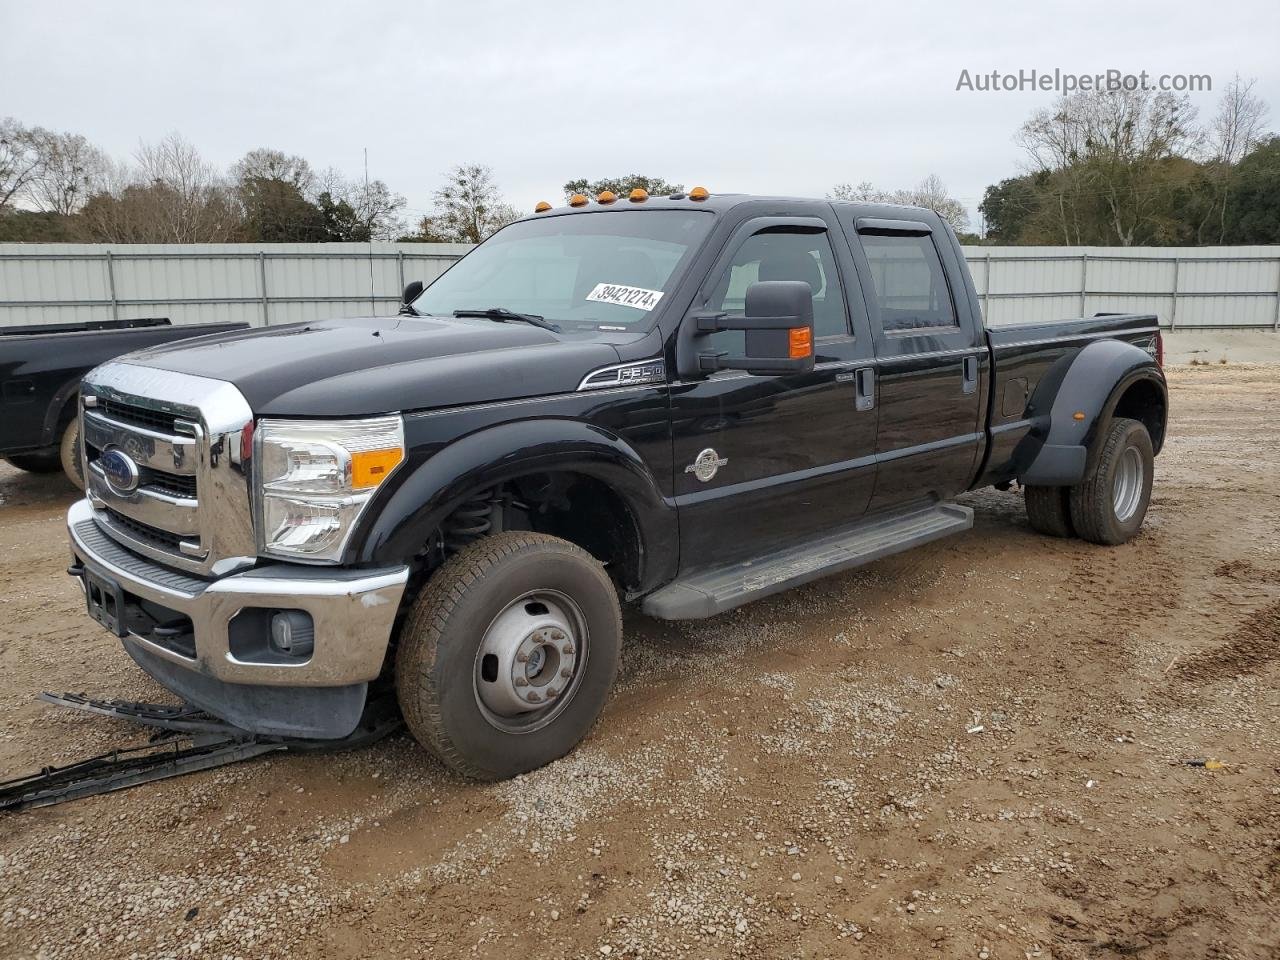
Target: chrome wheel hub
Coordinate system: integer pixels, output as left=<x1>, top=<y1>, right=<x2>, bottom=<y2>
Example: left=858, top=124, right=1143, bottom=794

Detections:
left=1112, top=445, right=1145, bottom=523
left=474, top=591, right=586, bottom=732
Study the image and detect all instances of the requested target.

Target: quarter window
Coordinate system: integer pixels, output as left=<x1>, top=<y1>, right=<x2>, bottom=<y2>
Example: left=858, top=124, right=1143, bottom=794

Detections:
left=859, top=233, right=958, bottom=332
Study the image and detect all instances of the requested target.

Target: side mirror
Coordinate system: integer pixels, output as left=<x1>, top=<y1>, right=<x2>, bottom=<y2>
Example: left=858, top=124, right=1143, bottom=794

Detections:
left=693, top=280, right=815, bottom=376
left=402, top=280, right=424, bottom=304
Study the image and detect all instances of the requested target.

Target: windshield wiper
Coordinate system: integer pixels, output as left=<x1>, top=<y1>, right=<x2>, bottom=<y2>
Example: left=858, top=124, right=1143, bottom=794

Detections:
left=453, top=307, right=561, bottom=333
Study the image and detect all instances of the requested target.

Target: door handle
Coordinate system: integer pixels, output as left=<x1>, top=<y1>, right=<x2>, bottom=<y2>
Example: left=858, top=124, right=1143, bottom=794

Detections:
left=962, top=355, right=978, bottom=395
left=855, top=367, right=875, bottom=411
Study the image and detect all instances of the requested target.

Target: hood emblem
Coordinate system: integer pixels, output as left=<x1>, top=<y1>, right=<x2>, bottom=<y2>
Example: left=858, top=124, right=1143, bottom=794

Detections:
left=686, top=448, right=728, bottom=483
left=99, top=447, right=141, bottom=494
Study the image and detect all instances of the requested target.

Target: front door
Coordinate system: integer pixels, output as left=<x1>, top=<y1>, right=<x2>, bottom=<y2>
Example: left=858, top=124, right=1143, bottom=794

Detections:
left=669, top=210, right=878, bottom=572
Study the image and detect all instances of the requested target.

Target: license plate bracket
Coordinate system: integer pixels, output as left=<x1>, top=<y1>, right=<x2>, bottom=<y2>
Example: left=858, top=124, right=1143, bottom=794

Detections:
left=85, top=569, right=128, bottom=638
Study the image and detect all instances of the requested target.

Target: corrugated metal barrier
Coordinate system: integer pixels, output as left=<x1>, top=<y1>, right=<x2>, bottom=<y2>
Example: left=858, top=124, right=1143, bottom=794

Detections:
left=2, top=242, right=1278, bottom=330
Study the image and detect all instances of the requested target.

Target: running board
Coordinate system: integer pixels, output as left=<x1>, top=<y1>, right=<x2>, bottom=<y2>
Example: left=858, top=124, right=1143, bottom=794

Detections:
left=642, top=502, right=974, bottom=620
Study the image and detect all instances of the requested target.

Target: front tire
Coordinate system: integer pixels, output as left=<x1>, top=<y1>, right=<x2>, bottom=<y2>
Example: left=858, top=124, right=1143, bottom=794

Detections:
left=1068, top=417, right=1154, bottom=545
left=59, top=418, right=84, bottom=490
left=395, top=532, right=622, bottom=780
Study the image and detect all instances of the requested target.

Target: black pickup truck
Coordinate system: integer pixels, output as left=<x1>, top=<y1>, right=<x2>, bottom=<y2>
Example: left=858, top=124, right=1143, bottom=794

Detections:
left=1, top=318, right=246, bottom=486
left=66, top=192, right=1166, bottom=779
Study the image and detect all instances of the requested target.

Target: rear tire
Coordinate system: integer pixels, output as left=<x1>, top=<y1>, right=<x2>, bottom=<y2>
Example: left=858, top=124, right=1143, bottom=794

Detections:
left=1068, top=417, right=1154, bottom=545
left=5, top=449, right=61, bottom=474
left=59, top=418, right=84, bottom=490
left=1024, top=484, right=1074, bottom=538
left=395, top=532, right=622, bottom=780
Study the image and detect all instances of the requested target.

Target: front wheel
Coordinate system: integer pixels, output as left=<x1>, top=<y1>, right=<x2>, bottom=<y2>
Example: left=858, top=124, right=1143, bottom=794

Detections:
left=395, top=532, right=622, bottom=780
left=1068, top=417, right=1154, bottom=545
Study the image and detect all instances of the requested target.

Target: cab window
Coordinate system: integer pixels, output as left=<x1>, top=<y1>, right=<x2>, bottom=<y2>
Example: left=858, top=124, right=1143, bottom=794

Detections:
left=858, top=233, right=958, bottom=332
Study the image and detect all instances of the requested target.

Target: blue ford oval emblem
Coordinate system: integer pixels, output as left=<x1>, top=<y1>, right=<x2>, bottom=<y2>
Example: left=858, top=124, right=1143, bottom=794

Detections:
left=100, top=448, right=140, bottom=493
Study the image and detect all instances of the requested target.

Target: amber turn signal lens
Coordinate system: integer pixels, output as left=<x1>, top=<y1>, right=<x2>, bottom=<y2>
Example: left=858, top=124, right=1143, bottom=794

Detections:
left=534, top=201, right=552, bottom=213
left=788, top=327, right=813, bottom=359
left=351, top=448, right=404, bottom=489
left=568, top=193, right=589, bottom=207
left=1073, top=411, right=1086, bottom=421
left=628, top=188, right=648, bottom=202
left=689, top=186, right=710, bottom=200
left=597, top=190, right=618, bottom=204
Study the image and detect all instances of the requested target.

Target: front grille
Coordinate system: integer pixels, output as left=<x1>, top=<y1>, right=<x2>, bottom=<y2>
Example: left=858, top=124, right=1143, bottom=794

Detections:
left=142, top=469, right=198, bottom=499
left=100, top=398, right=187, bottom=435
left=105, top=508, right=187, bottom=551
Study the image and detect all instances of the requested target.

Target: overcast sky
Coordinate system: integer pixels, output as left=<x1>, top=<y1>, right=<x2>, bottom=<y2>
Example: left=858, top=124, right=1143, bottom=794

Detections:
left=4, top=0, right=1278, bottom=230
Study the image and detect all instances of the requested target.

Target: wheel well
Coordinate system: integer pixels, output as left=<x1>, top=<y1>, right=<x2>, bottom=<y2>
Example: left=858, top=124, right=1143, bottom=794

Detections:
left=435, top=472, right=644, bottom=595
left=1112, top=378, right=1166, bottom=453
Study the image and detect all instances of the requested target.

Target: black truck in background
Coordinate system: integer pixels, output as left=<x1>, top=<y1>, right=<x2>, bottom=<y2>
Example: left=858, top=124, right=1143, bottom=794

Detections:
left=1, top=318, right=247, bottom=486
left=65, top=192, right=1167, bottom=781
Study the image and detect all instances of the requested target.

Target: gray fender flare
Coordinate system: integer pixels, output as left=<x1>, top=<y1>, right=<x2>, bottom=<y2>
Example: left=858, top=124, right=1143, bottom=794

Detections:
left=1018, top=339, right=1165, bottom=486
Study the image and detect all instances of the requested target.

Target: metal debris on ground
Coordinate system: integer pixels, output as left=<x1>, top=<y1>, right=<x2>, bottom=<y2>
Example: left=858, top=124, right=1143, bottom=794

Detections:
left=0, top=692, right=401, bottom=812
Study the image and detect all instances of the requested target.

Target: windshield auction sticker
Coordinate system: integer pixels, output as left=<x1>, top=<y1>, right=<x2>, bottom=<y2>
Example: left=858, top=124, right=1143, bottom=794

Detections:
left=586, top=283, right=665, bottom=312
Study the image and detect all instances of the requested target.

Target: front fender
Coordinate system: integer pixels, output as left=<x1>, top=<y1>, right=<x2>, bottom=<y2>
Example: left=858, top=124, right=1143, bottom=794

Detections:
left=351, top=418, right=678, bottom=590
left=1018, top=339, right=1165, bottom=486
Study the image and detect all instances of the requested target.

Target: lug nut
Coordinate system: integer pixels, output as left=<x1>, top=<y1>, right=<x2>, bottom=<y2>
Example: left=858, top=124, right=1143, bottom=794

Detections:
left=527, top=691, right=541, bottom=702
left=545, top=687, right=558, bottom=698
left=561, top=667, right=572, bottom=678
left=551, top=630, right=565, bottom=641
left=561, top=644, right=575, bottom=655
left=516, top=652, right=528, bottom=663
left=515, top=676, right=528, bottom=687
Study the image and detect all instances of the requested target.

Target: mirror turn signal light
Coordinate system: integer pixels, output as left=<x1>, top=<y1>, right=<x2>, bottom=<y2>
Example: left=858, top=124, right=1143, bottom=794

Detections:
left=534, top=201, right=552, bottom=213
left=629, top=188, right=648, bottom=202
left=788, top=327, right=813, bottom=359
left=597, top=190, right=618, bottom=204
left=689, top=186, right=710, bottom=201
left=568, top=193, right=589, bottom=207
left=351, top=447, right=405, bottom=489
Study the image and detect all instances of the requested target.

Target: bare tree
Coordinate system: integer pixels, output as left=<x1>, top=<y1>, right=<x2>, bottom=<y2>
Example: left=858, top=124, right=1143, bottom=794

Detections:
left=0, top=118, right=42, bottom=212
left=431, top=164, right=520, bottom=243
left=1208, top=75, right=1268, bottom=165
left=312, top=166, right=406, bottom=240
left=1017, top=88, right=1200, bottom=245
left=829, top=175, right=970, bottom=232
left=24, top=129, right=108, bottom=215
left=231, top=148, right=316, bottom=194
left=80, top=133, right=241, bottom=242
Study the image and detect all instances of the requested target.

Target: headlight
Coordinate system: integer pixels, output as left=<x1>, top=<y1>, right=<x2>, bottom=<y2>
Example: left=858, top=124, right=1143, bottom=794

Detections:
left=256, top=415, right=405, bottom=562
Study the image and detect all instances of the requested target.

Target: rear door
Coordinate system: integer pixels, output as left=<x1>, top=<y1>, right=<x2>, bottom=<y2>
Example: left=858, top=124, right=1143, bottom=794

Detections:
left=669, top=207, right=878, bottom=571
left=842, top=215, right=986, bottom=512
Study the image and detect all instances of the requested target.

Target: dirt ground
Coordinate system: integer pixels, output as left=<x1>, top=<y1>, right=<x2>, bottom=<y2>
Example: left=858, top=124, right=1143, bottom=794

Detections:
left=1, top=363, right=1277, bottom=960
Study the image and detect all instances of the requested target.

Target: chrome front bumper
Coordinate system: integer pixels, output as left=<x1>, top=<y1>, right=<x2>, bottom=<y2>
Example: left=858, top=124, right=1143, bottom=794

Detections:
left=67, top=499, right=408, bottom=689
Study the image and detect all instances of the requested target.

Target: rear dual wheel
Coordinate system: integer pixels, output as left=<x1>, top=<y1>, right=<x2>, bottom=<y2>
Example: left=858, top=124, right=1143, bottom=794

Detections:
left=395, top=532, right=622, bottom=780
left=1024, top=417, right=1153, bottom=545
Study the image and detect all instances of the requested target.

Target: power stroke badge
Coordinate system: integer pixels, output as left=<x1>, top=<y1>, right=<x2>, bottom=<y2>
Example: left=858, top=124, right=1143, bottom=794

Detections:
left=685, top=448, right=728, bottom=483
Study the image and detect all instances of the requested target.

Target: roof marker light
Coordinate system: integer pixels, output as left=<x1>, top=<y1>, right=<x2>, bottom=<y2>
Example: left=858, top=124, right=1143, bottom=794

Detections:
left=688, top=186, right=710, bottom=201
left=629, top=188, right=648, bottom=202
left=534, top=201, right=552, bottom=213
left=597, top=190, right=618, bottom=204
left=568, top=193, right=589, bottom=207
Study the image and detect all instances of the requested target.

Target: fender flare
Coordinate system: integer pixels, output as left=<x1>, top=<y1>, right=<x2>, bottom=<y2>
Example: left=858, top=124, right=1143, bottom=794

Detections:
left=350, top=418, right=679, bottom=592
left=40, top=376, right=82, bottom=448
left=1018, top=339, right=1166, bottom=486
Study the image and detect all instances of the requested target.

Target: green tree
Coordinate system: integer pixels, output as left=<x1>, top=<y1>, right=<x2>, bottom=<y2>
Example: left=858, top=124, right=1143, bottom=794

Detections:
left=563, top=174, right=683, bottom=200
left=978, top=174, right=1043, bottom=243
left=1223, top=137, right=1280, bottom=242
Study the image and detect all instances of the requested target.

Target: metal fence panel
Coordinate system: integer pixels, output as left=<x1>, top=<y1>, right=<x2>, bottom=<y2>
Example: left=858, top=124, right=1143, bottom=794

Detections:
left=1, top=241, right=1277, bottom=331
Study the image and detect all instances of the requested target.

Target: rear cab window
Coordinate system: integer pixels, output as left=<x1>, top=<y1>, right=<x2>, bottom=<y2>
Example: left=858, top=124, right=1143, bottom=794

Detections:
left=857, top=232, right=958, bottom=333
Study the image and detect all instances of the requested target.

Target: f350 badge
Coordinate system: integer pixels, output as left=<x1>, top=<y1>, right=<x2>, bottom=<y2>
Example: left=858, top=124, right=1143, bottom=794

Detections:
left=686, top=448, right=728, bottom=483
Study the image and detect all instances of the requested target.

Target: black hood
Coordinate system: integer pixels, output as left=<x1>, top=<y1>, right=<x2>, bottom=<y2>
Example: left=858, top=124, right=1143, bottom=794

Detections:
left=123, top=315, right=624, bottom=416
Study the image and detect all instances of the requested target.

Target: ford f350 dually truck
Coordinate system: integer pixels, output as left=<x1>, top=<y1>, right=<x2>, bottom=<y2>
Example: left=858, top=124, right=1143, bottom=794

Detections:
left=66, top=190, right=1166, bottom=779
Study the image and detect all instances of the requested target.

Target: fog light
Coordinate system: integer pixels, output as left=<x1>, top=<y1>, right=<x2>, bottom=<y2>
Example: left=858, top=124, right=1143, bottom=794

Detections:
left=270, top=610, right=315, bottom=657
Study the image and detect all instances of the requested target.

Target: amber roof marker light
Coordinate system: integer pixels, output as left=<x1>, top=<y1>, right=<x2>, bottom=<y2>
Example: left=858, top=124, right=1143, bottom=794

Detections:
left=689, top=186, right=710, bottom=201
left=597, top=190, right=618, bottom=204
left=568, top=193, right=589, bottom=207
left=534, top=201, right=552, bottom=213
left=628, top=188, right=649, bottom=202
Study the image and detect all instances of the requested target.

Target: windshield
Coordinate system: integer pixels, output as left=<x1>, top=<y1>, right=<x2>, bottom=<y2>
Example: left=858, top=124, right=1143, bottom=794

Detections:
left=411, top=210, right=714, bottom=331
